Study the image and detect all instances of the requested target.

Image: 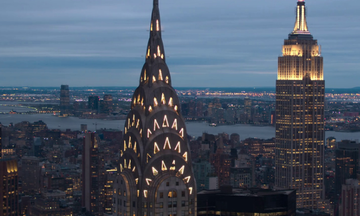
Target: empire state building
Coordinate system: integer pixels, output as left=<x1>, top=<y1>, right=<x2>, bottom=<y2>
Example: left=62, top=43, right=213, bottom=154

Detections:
left=113, top=0, right=197, bottom=215
left=275, top=0, right=325, bottom=209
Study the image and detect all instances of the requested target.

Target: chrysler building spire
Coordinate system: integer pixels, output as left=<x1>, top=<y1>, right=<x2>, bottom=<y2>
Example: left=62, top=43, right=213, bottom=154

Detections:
left=292, top=0, right=310, bottom=35
left=114, top=0, right=197, bottom=215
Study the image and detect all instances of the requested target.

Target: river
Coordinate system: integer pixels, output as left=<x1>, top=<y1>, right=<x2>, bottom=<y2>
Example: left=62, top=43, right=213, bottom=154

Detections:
left=0, top=114, right=359, bottom=141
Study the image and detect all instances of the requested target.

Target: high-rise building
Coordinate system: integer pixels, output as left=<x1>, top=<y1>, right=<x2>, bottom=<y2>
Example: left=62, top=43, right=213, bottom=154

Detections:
left=21, top=156, right=41, bottom=195
left=88, top=95, right=100, bottom=113
left=0, top=158, right=19, bottom=216
left=82, top=132, right=104, bottom=215
left=244, top=97, right=252, bottom=123
left=0, top=126, right=2, bottom=159
left=339, top=179, right=360, bottom=216
left=335, top=141, right=359, bottom=204
left=60, top=85, right=70, bottom=116
left=275, top=0, right=325, bottom=209
left=114, top=1, right=196, bottom=215
left=100, top=94, right=113, bottom=114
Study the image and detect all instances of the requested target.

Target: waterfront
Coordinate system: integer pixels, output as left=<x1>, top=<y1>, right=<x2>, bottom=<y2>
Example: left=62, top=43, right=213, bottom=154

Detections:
left=1, top=113, right=360, bottom=141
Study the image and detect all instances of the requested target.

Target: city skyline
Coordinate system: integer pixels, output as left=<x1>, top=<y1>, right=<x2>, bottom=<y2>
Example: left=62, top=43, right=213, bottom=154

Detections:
left=0, top=0, right=359, bottom=88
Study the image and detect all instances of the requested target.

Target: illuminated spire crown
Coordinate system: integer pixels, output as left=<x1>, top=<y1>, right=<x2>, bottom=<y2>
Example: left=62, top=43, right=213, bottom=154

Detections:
left=146, top=0, right=165, bottom=62
left=292, top=0, right=310, bottom=35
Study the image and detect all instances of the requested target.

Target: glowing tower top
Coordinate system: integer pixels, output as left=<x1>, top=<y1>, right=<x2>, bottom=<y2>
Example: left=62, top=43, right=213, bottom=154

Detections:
left=292, top=0, right=310, bottom=35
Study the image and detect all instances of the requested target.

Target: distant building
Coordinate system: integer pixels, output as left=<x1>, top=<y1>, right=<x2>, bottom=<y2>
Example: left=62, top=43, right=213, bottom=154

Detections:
left=193, top=161, right=216, bottom=191
left=100, top=94, right=113, bottom=114
left=340, top=179, right=360, bottom=216
left=244, top=97, right=252, bottom=123
left=0, top=158, right=19, bottom=216
left=88, top=95, right=100, bottom=114
left=197, top=187, right=296, bottom=216
left=21, top=156, right=41, bottom=195
left=335, top=141, right=359, bottom=201
left=60, top=85, right=70, bottom=116
left=82, top=132, right=104, bottom=215
left=29, top=197, right=72, bottom=216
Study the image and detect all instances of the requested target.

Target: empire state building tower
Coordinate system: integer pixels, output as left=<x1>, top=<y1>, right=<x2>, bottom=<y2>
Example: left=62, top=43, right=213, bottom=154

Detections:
left=275, top=0, right=325, bottom=209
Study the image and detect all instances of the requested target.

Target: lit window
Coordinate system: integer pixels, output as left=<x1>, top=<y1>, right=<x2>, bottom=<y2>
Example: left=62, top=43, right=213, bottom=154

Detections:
left=168, top=97, right=173, bottom=107
left=147, top=129, right=152, bottom=138
left=120, top=164, right=123, bottom=172
left=165, top=76, right=169, bottom=84
left=152, top=76, right=156, bottom=83
left=158, top=69, right=163, bottom=81
left=147, top=153, right=151, bottom=163
left=172, top=160, right=175, bottom=165
left=189, top=187, right=193, bottom=195
left=124, top=127, right=127, bottom=134
left=132, top=166, right=136, bottom=172
left=124, top=159, right=127, bottom=169
left=156, top=20, right=160, bottom=31
left=174, top=141, right=181, bottom=153
left=157, top=46, right=161, bottom=57
left=154, top=119, right=160, bottom=131
left=154, top=97, right=158, bottom=106
left=168, top=191, right=173, bottom=198
left=163, top=137, right=171, bottom=150
left=161, top=160, right=167, bottom=171
left=128, top=136, right=132, bottom=148
left=133, top=142, right=137, bottom=153
left=135, top=178, right=139, bottom=184
left=146, top=178, right=152, bottom=186
left=183, top=176, right=191, bottom=184
left=154, top=142, right=160, bottom=154
left=137, top=190, right=139, bottom=197
left=148, top=106, right=152, bottom=112
left=144, top=69, right=147, bottom=81
left=178, top=165, right=185, bottom=175
left=150, top=22, right=153, bottom=31
left=183, top=152, right=188, bottom=162
left=144, top=190, right=148, bottom=198
left=152, top=167, right=158, bottom=176
left=124, top=140, right=127, bottom=151
left=174, top=105, right=178, bottom=112
left=136, top=119, right=140, bottom=129
left=161, top=93, right=166, bottom=105
left=128, top=159, right=131, bottom=170
left=171, top=118, right=177, bottom=130
left=163, top=115, right=169, bottom=127
left=179, top=128, right=184, bottom=138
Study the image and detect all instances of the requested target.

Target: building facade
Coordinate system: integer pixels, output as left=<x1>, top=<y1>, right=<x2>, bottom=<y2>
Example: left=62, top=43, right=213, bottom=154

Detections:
left=275, top=0, right=325, bottom=209
left=114, top=0, right=197, bottom=215
left=60, top=85, right=70, bottom=116
left=335, top=141, right=359, bottom=203
left=340, top=179, right=360, bottom=216
left=21, top=156, right=41, bottom=195
left=0, top=158, right=19, bottom=216
left=82, top=132, right=104, bottom=215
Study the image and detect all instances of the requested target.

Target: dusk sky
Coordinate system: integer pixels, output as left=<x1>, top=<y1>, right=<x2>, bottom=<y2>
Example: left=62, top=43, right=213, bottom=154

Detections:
left=0, top=0, right=359, bottom=88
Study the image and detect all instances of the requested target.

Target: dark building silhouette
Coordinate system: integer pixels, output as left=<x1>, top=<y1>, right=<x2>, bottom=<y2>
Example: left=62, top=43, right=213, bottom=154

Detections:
left=60, top=85, right=70, bottom=116
left=88, top=95, right=100, bottom=114
left=100, top=94, right=113, bottom=114
left=275, top=0, right=325, bottom=209
left=335, top=141, right=359, bottom=202
left=82, top=132, right=104, bottom=215
left=114, top=0, right=196, bottom=215
left=0, top=158, right=19, bottom=216
left=197, top=187, right=296, bottom=216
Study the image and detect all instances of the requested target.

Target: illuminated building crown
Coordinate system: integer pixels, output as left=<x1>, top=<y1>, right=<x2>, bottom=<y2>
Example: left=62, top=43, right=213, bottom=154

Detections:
left=292, top=0, right=310, bottom=35
left=118, top=0, right=197, bottom=215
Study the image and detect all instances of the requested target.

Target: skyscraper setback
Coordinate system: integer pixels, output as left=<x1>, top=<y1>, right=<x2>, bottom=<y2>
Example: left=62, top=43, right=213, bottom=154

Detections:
left=114, top=0, right=196, bottom=215
left=275, top=0, right=325, bottom=210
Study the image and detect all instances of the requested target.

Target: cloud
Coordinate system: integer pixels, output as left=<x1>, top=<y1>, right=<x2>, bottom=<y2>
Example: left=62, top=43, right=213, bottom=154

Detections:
left=0, top=0, right=359, bottom=87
